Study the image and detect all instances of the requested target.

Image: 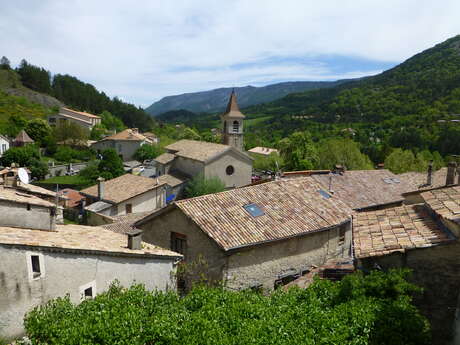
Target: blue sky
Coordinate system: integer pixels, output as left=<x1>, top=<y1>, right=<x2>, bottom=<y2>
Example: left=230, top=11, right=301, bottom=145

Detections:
left=1, top=1, right=460, bottom=107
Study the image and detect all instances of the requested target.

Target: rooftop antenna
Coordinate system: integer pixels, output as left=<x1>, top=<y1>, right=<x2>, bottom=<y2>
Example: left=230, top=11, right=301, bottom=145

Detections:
left=328, top=172, right=334, bottom=194
left=17, top=168, right=29, bottom=185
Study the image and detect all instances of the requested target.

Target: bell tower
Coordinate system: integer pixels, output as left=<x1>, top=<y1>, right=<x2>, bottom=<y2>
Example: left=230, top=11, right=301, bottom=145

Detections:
left=222, top=90, right=245, bottom=151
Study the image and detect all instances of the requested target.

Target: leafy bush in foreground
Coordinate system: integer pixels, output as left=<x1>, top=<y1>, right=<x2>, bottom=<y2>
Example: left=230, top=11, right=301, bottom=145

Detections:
left=24, top=269, right=430, bottom=345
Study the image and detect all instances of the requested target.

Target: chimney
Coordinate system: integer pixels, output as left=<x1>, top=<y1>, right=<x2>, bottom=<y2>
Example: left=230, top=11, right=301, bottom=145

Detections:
left=427, top=160, right=433, bottom=186
left=127, top=229, right=143, bottom=250
left=132, top=128, right=138, bottom=134
left=377, top=163, right=385, bottom=170
left=446, top=162, right=456, bottom=185
left=97, top=177, right=105, bottom=200
left=334, top=164, right=345, bottom=175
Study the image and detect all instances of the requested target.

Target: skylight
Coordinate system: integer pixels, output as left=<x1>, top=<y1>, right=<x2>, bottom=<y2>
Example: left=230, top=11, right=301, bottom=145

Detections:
left=243, top=203, right=264, bottom=217
left=383, top=177, right=401, bottom=184
left=318, top=189, right=332, bottom=199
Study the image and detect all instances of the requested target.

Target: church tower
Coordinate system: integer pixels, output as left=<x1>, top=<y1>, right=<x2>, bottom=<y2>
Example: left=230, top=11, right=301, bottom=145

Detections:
left=221, top=90, right=245, bottom=151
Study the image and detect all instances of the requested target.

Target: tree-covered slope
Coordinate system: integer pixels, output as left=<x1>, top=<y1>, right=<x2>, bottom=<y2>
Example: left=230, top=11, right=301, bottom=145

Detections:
left=146, top=80, right=349, bottom=116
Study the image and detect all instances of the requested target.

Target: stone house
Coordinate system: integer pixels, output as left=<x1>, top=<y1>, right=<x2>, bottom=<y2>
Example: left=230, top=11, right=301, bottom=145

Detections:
left=0, top=221, right=181, bottom=339
left=353, top=185, right=460, bottom=345
left=12, top=130, right=34, bottom=147
left=80, top=174, right=167, bottom=225
left=0, top=134, right=10, bottom=157
left=47, top=107, right=101, bottom=130
left=91, top=128, right=152, bottom=161
left=154, top=139, right=253, bottom=189
left=135, top=177, right=353, bottom=291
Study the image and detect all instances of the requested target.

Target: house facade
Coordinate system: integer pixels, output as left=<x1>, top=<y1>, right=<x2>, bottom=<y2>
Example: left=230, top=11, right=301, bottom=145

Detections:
left=91, top=128, right=150, bottom=161
left=80, top=174, right=167, bottom=225
left=0, top=134, right=10, bottom=157
left=136, top=177, right=353, bottom=290
left=48, top=107, right=101, bottom=130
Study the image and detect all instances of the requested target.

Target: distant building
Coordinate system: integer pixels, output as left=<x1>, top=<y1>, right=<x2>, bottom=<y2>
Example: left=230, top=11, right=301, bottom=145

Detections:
left=155, top=139, right=253, bottom=189
left=0, top=134, right=10, bottom=157
left=48, top=107, right=101, bottom=130
left=91, top=128, right=152, bottom=161
left=142, top=131, right=159, bottom=144
left=136, top=177, right=353, bottom=291
left=13, top=130, right=34, bottom=147
left=80, top=174, right=167, bottom=225
left=248, top=146, right=279, bottom=156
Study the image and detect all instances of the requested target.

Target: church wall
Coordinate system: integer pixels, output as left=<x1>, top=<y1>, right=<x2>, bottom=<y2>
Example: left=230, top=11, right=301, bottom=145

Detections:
left=204, top=151, right=252, bottom=188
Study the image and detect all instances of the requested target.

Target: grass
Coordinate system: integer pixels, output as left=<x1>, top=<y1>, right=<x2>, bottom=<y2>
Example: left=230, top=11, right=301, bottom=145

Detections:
left=244, top=115, right=272, bottom=128
left=35, top=175, right=92, bottom=189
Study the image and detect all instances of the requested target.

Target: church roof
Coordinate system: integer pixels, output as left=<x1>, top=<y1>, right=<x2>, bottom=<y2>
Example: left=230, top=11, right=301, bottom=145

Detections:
left=222, top=90, right=245, bottom=119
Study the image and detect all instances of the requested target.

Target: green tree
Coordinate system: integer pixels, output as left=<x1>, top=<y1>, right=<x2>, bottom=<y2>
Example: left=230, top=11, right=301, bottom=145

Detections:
left=133, top=144, right=162, bottom=162
left=53, top=121, right=89, bottom=143
left=29, top=158, right=49, bottom=179
left=0, top=56, right=11, bottom=70
left=278, top=131, right=319, bottom=171
left=179, top=127, right=201, bottom=140
left=5, top=114, right=27, bottom=137
left=252, top=152, right=283, bottom=172
left=318, top=138, right=374, bottom=170
left=185, top=173, right=225, bottom=198
left=0, top=145, right=40, bottom=167
left=90, top=124, right=107, bottom=140
left=384, top=149, right=420, bottom=174
left=97, top=148, right=124, bottom=180
left=25, top=119, right=52, bottom=145
left=100, top=110, right=125, bottom=131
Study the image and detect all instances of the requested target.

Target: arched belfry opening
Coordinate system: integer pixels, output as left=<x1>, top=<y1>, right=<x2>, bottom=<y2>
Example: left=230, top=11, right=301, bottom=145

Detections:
left=221, top=90, right=245, bottom=151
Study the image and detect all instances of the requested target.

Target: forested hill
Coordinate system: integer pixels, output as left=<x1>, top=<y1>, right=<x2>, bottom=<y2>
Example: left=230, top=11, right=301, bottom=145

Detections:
left=146, top=80, right=349, bottom=115
left=0, top=58, right=154, bottom=131
left=247, top=35, right=460, bottom=122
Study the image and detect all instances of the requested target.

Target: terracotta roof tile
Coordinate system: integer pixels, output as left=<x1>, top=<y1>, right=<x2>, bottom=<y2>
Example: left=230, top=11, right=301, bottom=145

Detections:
left=0, top=186, right=55, bottom=208
left=165, top=139, right=231, bottom=162
left=80, top=174, right=165, bottom=204
left=14, top=130, right=34, bottom=143
left=175, top=177, right=352, bottom=251
left=61, top=107, right=101, bottom=119
left=353, top=204, right=453, bottom=259
left=0, top=224, right=181, bottom=258
left=398, top=167, right=452, bottom=191
left=58, top=188, right=84, bottom=208
left=154, top=153, right=176, bottom=164
left=100, top=129, right=147, bottom=141
left=421, top=186, right=460, bottom=223
left=102, top=212, right=152, bottom=234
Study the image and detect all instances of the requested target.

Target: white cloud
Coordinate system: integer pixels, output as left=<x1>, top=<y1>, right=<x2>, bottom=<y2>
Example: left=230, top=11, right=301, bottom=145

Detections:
left=1, top=0, right=460, bottom=106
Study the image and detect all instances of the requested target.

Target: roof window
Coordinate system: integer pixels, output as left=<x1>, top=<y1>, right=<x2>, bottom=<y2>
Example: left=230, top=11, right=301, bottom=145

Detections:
left=383, top=177, right=400, bottom=184
left=318, top=189, right=332, bottom=199
left=243, top=203, right=264, bottom=217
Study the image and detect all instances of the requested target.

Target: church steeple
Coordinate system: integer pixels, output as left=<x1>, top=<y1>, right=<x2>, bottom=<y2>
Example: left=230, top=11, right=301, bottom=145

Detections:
left=222, top=90, right=245, bottom=151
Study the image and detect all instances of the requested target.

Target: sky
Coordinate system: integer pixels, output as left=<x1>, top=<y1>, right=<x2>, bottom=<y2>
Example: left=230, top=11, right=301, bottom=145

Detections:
left=1, top=0, right=460, bottom=107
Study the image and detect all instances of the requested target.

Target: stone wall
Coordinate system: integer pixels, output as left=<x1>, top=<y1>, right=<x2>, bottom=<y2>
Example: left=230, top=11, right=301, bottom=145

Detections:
left=205, top=150, right=252, bottom=188
left=0, top=245, right=177, bottom=339
left=357, top=242, right=460, bottom=345
left=0, top=200, right=55, bottom=231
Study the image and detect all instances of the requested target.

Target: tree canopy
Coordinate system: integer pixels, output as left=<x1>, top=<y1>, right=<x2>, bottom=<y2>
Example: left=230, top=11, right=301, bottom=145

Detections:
left=185, top=173, right=226, bottom=198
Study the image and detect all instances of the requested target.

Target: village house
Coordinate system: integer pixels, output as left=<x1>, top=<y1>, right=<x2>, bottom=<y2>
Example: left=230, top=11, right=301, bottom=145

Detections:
left=135, top=177, right=353, bottom=291
left=0, top=209, right=181, bottom=339
left=0, top=134, right=10, bottom=157
left=353, top=185, right=460, bottom=345
left=91, top=128, right=152, bottom=161
left=248, top=146, right=279, bottom=156
left=47, top=107, right=101, bottom=130
left=80, top=174, right=167, bottom=225
left=12, top=130, right=34, bottom=147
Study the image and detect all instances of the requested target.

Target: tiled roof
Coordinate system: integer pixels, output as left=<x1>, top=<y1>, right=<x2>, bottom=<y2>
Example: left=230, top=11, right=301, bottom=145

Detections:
left=421, top=186, right=460, bottom=224
left=155, top=153, right=176, bottom=164
left=0, top=224, right=181, bottom=258
left=80, top=174, right=165, bottom=204
left=158, top=172, right=188, bottom=188
left=100, top=129, right=147, bottom=141
left=19, top=183, right=57, bottom=198
left=174, top=177, right=352, bottom=251
left=398, top=168, right=453, bottom=192
left=61, top=107, right=100, bottom=119
left=14, top=130, right=34, bottom=143
left=102, top=212, right=151, bottom=234
left=165, top=139, right=232, bottom=162
left=222, top=90, right=245, bottom=119
left=248, top=147, right=279, bottom=156
left=58, top=188, right=84, bottom=208
left=0, top=186, right=55, bottom=208
left=85, top=200, right=112, bottom=212
left=353, top=204, right=453, bottom=259
left=308, top=170, right=413, bottom=210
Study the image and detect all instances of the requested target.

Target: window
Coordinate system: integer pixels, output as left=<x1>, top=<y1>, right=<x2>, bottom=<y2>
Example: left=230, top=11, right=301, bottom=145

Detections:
left=27, top=252, right=45, bottom=281
left=1, top=144, right=6, bottom=153
left=79, top=281, right=96, bottom=301
left=31, top=255, right=41, bottom=278
left=26, top=204, right=31, bottom=211
left=226, top=165, right=234, bottom=175
left=171, top=232, right=187, bottom=256
left=232, top=120, right=239, bottom=133
left=338, top=225, right=346, bottom=245
left=318, top=189, right=332, bottom=199
left=125, top=204, right=132, bottom=214
left=243, top=203, right=264, bottom=217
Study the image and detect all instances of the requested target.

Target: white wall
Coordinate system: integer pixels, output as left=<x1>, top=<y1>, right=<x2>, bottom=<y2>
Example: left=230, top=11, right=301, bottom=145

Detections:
left=204, top=150, right=252, bottom=188
left=0, top=136, right=10, bottom=157
left=115, top=186, right=166, bottom=216
left=0, top=246, right=177, bottom=339
left=0, top=201, right=54, bottom=231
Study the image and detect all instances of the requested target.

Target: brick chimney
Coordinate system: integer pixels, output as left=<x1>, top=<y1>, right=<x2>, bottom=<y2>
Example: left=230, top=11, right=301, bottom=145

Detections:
left=446, top=162, right=456, bottom=185
left=427, top=160, right=433, bottom=186
left=97, top=177, right=105, bottom=200
left=127, top=229, right=142, bottom=250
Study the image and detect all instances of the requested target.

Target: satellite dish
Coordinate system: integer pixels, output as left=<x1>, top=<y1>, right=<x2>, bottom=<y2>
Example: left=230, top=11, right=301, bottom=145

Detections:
left=18, top=168, right=29, bottom=185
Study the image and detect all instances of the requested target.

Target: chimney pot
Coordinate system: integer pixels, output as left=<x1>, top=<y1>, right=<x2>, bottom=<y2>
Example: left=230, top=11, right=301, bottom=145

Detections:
left=446, top=162, right=456, bottom=185
left=97, top=177, right=105, bottom=200
left=127, top=229, right=142, bottom=250
left=427, top=160, right=433, bottom=185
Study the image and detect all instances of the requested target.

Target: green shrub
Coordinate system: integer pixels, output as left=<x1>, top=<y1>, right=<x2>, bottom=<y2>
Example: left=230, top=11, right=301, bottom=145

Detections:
left=24, top=269, right=430, bottom=345
left=0, top=145, right=40, bottom=167
left=185, top=173, right=226, bottom=198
